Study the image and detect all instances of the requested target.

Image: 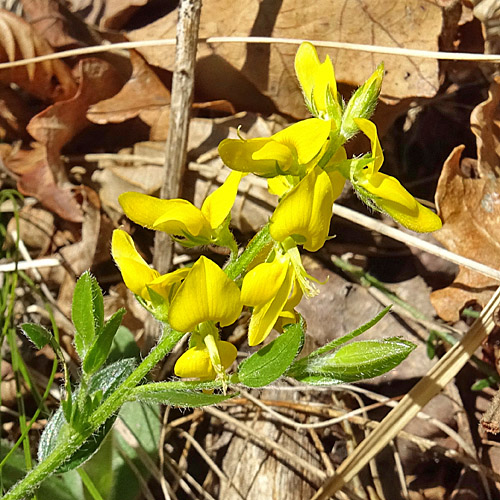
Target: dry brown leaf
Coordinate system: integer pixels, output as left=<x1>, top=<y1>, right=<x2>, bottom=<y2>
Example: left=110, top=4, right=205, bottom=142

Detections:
left=430, top=146, right=500, bottom=322
left=87, top=50, right=170, bottom=128
left=3, top=142, right=84, bottom=222
left=20, top=0, right=87, bottom=49
left=474, top=0, right=500, bottom=56
left=28, top=58, right=123, bottom=170
left=67, top=0, right=150, bottom=30
left=6, top=205, right=55, bottom=255
left=470, top=76, right=500, bottom=177
left=129, top=0, right=448, bottom=118
left=3, top=58, right=123, bottom=222
left=0, top=84, right=33, bottom=142
left=0, top=10, right=77, bottom=101
left=431, top=77, right=500, bottom=321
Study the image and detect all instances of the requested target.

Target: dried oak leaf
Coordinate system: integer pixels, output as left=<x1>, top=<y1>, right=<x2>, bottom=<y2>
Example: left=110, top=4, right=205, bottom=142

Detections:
left=20, top=0, right=84, bottom=49
left=4, top=58, right=123, bottom=222
left=87, top=50, right=170, bottom=127
left=67, top=0, right=150, bottom=30
left=471, top=76, right=500, bottom=177
left=128, top=0, right=448, bottom=118
left=430, top=145, right=500, bottom=322
left=431, top=77, right=500, bottom=321
left=0, top=10, right=77, bottom=101
left=2, top=142, right=84, bottom=222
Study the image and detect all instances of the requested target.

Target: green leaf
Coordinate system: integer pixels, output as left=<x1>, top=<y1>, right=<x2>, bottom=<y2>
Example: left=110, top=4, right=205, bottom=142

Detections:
left=133, top=387, right=236, bottom=407
left=287, top=307, right=391, bottom=377
left=83, top=309, right=126, bottom=375
left=107, top=326, right=140, bottom=364
left=72, top=272, right=97, bottom=358
left=91, top=276, right=105, bottom=333
left=84, top=401, right=161, bottom=500
left=238, top=321, right=305, bottom=388
left=20, top=323, right=52, bottom=349
left=426, top=331, right=437, bottom=360
left=309, top=306, right=391, bottom=357
left=471, top=378, right=494, bottom=391
left=38, top=358, right=137, bottom=472
left=292, top=338, right=416, bottom=384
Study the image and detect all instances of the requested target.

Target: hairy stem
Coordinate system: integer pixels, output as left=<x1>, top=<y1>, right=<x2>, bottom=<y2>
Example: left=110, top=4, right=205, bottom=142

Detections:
left=3, top=328, right=185, bottom=500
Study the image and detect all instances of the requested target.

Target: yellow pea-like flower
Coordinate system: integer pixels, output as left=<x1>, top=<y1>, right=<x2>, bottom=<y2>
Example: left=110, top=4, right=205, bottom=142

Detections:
left=352, top=118, right=442, bottom=233
left=218, top=118, right=331, bottom=178
left=111, top=229, right=189, bottom=301
left=269, top=165, right=345, bottom=252
left=295, top=41, right=339, bottom=121
left=174, top=330, right=237, bottom=380
left=169, top=257, right=242, bottom=381
left=168, top=256, right=242, bottom=333
left=118, top=171, right=243, bottom=246
left=241, top=255, right=295, bottom=346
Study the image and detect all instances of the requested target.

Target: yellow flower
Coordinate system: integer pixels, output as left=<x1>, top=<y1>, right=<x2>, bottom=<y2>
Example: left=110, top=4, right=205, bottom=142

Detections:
left=174, top=328, right=237, bottom=380
left=241, top=254, right=295, bottom=346
left=170, top=256, right=241, bottom=380
left=352, top=118, right=442, bottom=233
left=218, top=118, right=331, bottom=178
left=269, top=165, right=345, bottom=252
left=111, top=229, right=189, bottom=319
left=241, top=244, right=318, bottom=346
left=118, top=171, right=244, bottom=249
left=295, top=41, right=340, bottom=122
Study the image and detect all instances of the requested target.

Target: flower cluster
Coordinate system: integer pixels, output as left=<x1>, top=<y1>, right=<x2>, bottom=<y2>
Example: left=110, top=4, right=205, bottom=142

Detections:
left=112, top=42, right=442, bottom=383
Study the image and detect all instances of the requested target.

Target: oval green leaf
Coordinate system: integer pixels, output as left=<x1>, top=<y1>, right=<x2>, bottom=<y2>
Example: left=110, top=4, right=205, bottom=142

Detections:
left=135, top=388, right=236, bottom=407
left=293, top=338, right=415, bottom=384
left=238, top=320, right=304, bottom=388
left=21, top=323, right=51, bottom=349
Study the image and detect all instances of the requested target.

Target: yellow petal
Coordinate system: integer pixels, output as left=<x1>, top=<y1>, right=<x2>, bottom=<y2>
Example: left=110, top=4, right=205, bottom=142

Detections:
left=147, top=267, right=190, bottom=302
left=111, top=230, right=159, bottom=299
left=174, top=345, right=215, bottom=379
left=251, top=140, right=294, bottom=172
left=169, top=256, right=242, bottom=332
left=359, top=172, right=418, bottom=209
left=151, top=200, right=211, bottom=237
left=272, top=118, right=331, bottom=165
left=217, top=340, right=238, bottom=370
left=219, top=137, right=282, bottom=177
left=267, top=175, right=294, bottom=197
left=270, top=166, right=335, bottom=252
left=295, top=42, right=337, bottom=114
left=247, top=264, right=294, bottom=346
left=241, top=259, right=289, bottom=306
left=201, top=171, right=244, bottom=229
left=173, top=339, right=237, bottom=379
left=119, top=192, right=211, bottom=238
left=360, top=173, right=442, bottom=232
left=354, top=118, right=383, bottom=174
left=328, top=169, right=347, bottom=201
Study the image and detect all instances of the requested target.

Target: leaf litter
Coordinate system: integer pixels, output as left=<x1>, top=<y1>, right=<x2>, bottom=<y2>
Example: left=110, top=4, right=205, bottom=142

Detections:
left=0, top=1, right=500, bottom=499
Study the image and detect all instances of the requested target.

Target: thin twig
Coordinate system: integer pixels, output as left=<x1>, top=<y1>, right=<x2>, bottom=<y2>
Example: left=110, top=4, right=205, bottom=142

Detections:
left=332, top=204, right=500, bottom=282
left=153, top=0, right=202, bottom=275
left=0, top=37, right=499, bottom=72
left=390, top=441, right=409, bottom=500
left=0, top=258, right=60, bottom=273
left=164, top=454, right=215, bottom=500
left=204, top=406, right=327, bottom=481
left=177, top=429, right=246, bottom=500
left=158, top=407, right=172, bottom=500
